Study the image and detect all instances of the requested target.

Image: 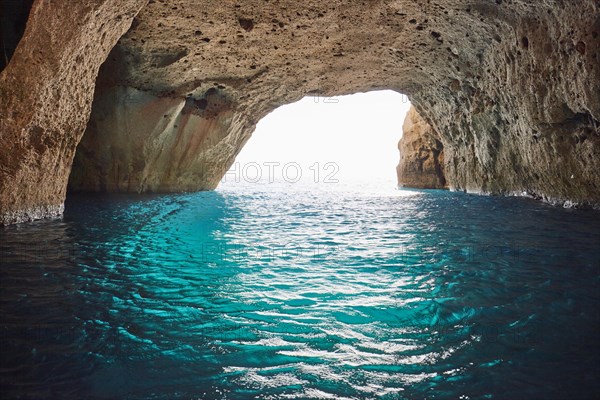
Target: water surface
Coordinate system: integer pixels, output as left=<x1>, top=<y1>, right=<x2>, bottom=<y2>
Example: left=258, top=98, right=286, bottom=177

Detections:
left=1, top=185, right=599, bottom=399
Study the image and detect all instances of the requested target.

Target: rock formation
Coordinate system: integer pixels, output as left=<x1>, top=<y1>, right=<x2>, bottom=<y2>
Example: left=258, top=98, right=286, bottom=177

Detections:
left=1, top=0, right=599, bottom=224
left=0, top=0, right=148, bottom=224
left=397, top=106, right=446, bottom=189
left=68, top=86, right=245, bottom=193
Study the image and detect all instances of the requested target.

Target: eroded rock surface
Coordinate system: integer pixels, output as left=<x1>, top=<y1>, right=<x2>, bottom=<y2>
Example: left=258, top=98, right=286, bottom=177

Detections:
left=398, top=107, right=446, bottom=189
left=68, top=86, right=246, bottom=192
left=2, top=0, right=600, bottom=224
left=73, top=0, right=600, bottom=207
left=0, top=0, right=148, bottom=224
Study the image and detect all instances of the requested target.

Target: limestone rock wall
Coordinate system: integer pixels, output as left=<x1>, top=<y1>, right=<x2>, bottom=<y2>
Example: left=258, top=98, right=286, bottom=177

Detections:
left=68, top=86, right=249, bottom=193
left=397, top=107, right=446, bottom=189
left=412, top=1, right=600, bottom=206
left=72, top=0, right=600, bottom=208
left=0, top=0, right=148, bottom=224
left=1, top=0, right=599, bottom=224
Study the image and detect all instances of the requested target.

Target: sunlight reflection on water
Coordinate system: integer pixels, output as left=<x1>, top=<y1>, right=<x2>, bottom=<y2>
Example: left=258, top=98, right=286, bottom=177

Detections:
left=1, top=186, right=599, bottom=399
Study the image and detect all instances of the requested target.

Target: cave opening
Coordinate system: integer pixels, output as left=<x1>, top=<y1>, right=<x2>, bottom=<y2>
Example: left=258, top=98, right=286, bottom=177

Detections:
left=218, top=90, right=412, bottom=193
left=2, top=2, right=600, bottom=398
left=67, top=88, right=426, bottom=197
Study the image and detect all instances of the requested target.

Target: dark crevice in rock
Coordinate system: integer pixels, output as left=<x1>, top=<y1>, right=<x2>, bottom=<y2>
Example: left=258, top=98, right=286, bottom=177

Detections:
left=150, top=47, right=189, bottom=68
left=0, top=0, right=34, bottom=72
left=432, top=142, right=447, bottom=188
left=238, top=18, right=254, bottom=32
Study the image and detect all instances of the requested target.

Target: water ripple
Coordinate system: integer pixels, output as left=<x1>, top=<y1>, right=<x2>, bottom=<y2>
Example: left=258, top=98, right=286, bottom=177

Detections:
left=1, top=188, right=599, bottom=399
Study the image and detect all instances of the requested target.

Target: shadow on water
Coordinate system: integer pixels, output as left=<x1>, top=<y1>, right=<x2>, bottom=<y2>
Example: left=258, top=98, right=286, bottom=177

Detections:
left=1, top=192, right=245, bottom=398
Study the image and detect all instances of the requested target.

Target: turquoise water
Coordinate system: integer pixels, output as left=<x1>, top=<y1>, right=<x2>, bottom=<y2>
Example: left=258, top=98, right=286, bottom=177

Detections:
left=1, top=185, right=599, bottom=399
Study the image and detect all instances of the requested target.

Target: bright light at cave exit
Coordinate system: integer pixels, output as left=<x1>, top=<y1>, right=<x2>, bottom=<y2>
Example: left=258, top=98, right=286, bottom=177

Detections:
left=218, top=90, right=412, bottom=191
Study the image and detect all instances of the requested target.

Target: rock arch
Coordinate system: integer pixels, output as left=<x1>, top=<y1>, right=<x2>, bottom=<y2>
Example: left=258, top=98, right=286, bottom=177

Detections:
left=1, top=0, right=599, bottom=224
